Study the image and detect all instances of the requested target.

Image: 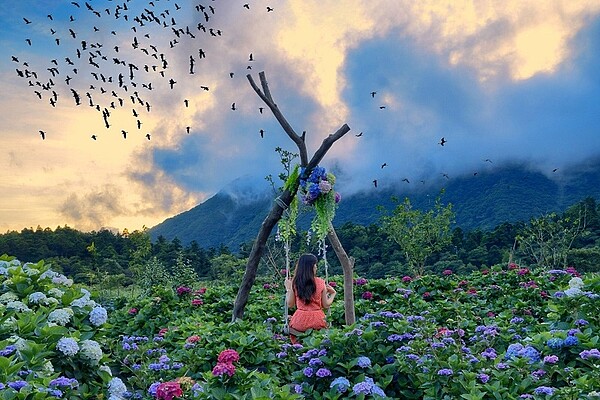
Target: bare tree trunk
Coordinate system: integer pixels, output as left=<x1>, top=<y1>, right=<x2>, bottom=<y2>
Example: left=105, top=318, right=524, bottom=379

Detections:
left=231, top=71, right=351, bottom=321
left=327, top=223, right=355, bottom=325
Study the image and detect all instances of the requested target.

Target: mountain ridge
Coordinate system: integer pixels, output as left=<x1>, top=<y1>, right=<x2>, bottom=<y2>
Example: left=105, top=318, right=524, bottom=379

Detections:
left=149, top=161, right=600, bottom=250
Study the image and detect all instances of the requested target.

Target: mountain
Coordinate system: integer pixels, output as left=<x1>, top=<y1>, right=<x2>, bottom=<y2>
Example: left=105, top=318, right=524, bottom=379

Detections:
left=149, top=161, right=600, bottom=250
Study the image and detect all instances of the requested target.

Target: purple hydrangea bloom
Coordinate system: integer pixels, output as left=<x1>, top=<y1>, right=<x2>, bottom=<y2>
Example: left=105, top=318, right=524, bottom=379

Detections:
left=580, top=349, right=600, bottom=359
left=477, top=373, right=490, bottom=383
left=437, top=368, right=453, bottom=376
left=534, top=386, right=555, bottom=396
left=330, top=377, right=350, bottom=393
left=303, top=367, right=314, bottom=377
left=357, top=356, right=371, bottom=368
left=316, top=368, right=331, bottom=378
left=564, top=336, right=579, bottom=346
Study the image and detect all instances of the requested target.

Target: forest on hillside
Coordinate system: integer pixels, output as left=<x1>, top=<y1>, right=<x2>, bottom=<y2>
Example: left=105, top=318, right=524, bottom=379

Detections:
left=1, top=197, right=599, bottom=288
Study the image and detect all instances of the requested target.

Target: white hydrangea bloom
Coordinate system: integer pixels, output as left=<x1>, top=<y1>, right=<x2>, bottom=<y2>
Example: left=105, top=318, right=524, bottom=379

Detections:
left=47, top=308, right=74, bottom=326
left=47, top=297, right=59, bottom=305
left=41, top=361, right=55, bottom=376
left=39, top=269, right=59, bottom=280
left=57, top=337, right=79, bottom=356
left=565, top=287, right=583, bottom=297
left=108, top=377, right=128, bottom=397
left=569, top=277, right=584, bottom=289
left=2, top=316, right=17, bottom=330
left=52, top=274, right=73, bottom=287
left=23, top=266, right=40, bottom=276
left=28, top=292, right=50, bottom=305
left=47, top=288, right=64, bottom=299
left=99, top=365, right=113, bottom=376
left=89, top=306, right=108, bottom=326
left=0, top=292, right=19, bottom=304
left=6, top=301, right=32, bottom=312
left=79, top=339, right=103, bottom=365
left=9, top=335, right=28, bottom=351
left=71, top=296, right=94, bottom=309
left=0, top=266, right=8, bottom=275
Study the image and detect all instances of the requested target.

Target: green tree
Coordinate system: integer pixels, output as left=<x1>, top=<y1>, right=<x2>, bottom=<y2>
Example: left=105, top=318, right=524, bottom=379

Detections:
left=172, top=251, right=199, bottom=288
left=382, top=193, right=455, bottom=276
left=517, top=211, right=586, bottom=269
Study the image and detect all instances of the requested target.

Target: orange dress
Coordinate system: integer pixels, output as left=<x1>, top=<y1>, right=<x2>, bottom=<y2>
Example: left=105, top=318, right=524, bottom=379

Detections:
left=289, top=277, right=328, bottom=332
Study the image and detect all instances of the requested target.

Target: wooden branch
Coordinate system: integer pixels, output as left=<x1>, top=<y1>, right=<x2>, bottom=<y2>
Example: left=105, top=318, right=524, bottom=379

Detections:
left=232, top=71, right=352, bottom=321
left=327, top=223, right=355, bottom=325
left=247, top=72, right=308, bottom=165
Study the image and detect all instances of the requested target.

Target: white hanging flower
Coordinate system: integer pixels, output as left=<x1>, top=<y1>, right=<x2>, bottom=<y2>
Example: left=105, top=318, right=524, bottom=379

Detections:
left=79, top=340, right=103, bottom=365
left=57, top=337, right=79, bottom=356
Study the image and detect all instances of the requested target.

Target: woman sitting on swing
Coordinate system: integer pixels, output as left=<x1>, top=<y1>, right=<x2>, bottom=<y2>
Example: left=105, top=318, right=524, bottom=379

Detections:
left=284, top=253, right=336, bottom=343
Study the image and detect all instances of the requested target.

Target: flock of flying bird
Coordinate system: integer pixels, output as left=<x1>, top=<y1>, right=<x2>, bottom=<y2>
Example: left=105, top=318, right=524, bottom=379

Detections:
left=12, top=0, right=274, bottom=144
left=12, top=0, right=557, bottom=191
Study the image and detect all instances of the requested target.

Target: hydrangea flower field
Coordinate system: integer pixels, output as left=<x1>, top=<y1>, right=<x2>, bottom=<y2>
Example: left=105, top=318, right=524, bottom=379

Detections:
left=1, top=254, right=600, bottom=399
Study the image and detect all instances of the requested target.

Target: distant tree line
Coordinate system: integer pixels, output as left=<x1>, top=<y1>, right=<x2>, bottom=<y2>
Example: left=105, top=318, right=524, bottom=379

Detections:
left=1, top=197, right=598, bottom=287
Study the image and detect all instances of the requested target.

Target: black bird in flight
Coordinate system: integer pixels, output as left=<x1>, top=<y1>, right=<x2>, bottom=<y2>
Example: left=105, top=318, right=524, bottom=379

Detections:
left=381, top=163, right=387, bottom=169
left=442, top=173, right=450, bottom=179
left=259, top=129, right=264, bottom=138
left=243, top=3, right=250, bottom=9
left=39, top=130, right=46, bottom=140
left=553, top=168, right=559, bottom=173
left=249, top=53, right=253, bottom=62
left=168, top=78, right=176, bottom=89
left=186, top=126, right=191, bottom=134
left=439, top=137, right=447, bottom=146
left=259, top=107, right=264, bottom=114
left=355, top=131, right=363, bottom=137
left=145, top=133, right=151, bottom=140
left=229, top=72, right=234, bottom=78
left=91, top=134, right=97, bottom=140
left=370, top=91, right=376, bottom=98
left=121, top=130, right=127, bottom=139
left=267, top=6, right=274, bottom=12
left=484, top=158, right=493, bottom=163
left=184, top=99, right=189, bottom=107
left=231, top=102, right=236, bottom=110
left=379, top=105, right=386, bottom=109
left=402, top=178, right=410, bottom=183
left=372, top=179, right=378, bottom=188
left=23, top=17, right=32, bottom=24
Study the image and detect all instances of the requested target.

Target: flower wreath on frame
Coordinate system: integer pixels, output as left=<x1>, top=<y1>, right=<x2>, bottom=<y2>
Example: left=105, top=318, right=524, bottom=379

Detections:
left=278, top=164, right=341, bottom=243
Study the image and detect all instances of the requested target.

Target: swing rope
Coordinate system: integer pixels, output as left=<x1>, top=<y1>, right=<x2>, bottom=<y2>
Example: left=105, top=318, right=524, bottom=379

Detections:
left=282, top=234, right=291, bottom=335
left=319, top=237, right=332, bottom=327
left=275, top=195, right=293, bottom=335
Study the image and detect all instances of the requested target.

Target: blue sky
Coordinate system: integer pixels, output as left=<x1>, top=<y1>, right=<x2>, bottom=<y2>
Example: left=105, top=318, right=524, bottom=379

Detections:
left=1, top=0, right=599, bottom=232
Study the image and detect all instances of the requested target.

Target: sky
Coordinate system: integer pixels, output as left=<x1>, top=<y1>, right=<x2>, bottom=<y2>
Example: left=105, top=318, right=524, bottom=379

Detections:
left=1, top=0, right=600, bottom=233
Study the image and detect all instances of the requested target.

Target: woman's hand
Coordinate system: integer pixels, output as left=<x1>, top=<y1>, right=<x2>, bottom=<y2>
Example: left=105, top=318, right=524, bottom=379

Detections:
left=284, top=277, right=293, bottom=292
left=325, top=284, right=336, bottom=295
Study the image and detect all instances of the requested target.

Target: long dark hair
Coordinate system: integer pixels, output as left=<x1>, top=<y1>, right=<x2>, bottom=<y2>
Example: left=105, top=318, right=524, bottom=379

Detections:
left=293, top=253, right=318, bottom=305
